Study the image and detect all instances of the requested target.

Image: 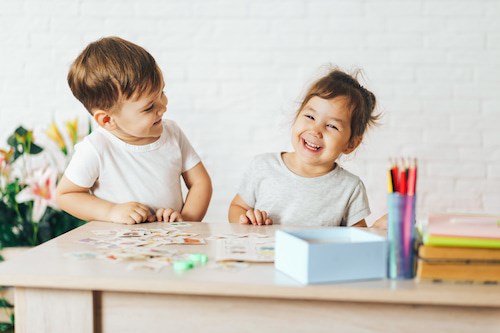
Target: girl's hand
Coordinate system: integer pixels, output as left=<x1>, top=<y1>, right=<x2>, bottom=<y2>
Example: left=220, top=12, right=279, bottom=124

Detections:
left=107, top=202, right=151, bottom=224
left=149, top=208, right=184, bottom=222
left=239, top=209, right=273, bottom=226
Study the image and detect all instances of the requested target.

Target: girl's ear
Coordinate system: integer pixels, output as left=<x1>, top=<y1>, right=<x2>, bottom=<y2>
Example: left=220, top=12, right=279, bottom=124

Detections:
left=93, top=110, right=115, bottom=130
left=343, top=136, right=362, bottom=154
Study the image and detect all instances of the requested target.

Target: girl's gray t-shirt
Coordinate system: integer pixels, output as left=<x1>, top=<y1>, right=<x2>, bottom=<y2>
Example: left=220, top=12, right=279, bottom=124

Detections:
left=238, top=153, right=370, bottom=226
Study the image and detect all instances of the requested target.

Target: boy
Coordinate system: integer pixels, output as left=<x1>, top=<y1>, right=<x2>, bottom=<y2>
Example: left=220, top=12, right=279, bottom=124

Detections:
left=57, top=37, right=212, bottom=224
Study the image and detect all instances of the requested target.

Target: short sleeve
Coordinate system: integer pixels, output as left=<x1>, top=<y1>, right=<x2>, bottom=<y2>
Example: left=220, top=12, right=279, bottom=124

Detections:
left=237, top=157, right=259, bottom=207
left=344, top=180, right=371, bottom=226
left=63, top=139, right=100, bottom=188
left=171, top=122, right=201, bottom=172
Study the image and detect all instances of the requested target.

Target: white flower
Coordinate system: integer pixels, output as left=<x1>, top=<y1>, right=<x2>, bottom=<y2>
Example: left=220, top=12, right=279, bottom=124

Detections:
left=16, top=167, right=59, bottom=223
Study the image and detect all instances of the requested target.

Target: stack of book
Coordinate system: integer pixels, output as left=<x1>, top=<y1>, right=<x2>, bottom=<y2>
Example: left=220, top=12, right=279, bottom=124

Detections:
left=417, top=213, right=500, bottom=282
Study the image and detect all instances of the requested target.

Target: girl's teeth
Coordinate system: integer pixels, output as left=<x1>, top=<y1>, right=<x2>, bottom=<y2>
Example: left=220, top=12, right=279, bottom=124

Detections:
left=305, top=140, right=320, bottom=150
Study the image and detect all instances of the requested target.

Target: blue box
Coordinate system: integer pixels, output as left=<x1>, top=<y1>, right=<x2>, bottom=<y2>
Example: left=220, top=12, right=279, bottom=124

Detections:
left=275, top=228, right=387, bottom=284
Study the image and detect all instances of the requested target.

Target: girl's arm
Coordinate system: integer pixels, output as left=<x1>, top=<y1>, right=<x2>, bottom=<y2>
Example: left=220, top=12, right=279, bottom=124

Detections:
left=229, top=194, right=272, bottom=225
left=228, top=194, right=251, bottom=223
left=180, top=162, right=212, bottom=221
left=352, top=219, right=368, bottom=227
left=371, top=214, right=387, bottom=228
left=56, top=176, right=152, bottom=224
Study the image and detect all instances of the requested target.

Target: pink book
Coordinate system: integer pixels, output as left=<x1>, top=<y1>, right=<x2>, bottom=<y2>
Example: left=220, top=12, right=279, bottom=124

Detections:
left=426, top=213, right=500, bottom=240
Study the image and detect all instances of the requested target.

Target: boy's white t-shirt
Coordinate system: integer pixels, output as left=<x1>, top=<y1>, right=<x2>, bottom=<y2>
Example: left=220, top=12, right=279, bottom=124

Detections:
left=238, top=153, right=371, bottom=227
left=64, top=120, right=200, bottom=212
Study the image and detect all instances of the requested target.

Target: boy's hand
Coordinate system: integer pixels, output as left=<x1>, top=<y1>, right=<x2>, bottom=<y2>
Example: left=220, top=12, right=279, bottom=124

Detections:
left=239, top=209, right=273, bottom=226
left=107, top=202, right=152, bottom=225
left=149, top=208, right=184, bottom=222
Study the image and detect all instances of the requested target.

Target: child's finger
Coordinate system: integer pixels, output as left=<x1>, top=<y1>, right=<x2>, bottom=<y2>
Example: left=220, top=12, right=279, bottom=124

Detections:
left=245, top=210, right=257, bottom=225
left=137, top=203, right=151, bottom=213
left=156, top=208, right=165, bottom=221
left=169, top=211, right=182, bottom=222
left=123, top=217, right=136, bottom=225
left=261, top=211, right=269, bottom=224
left=134, top=203, right=152, bottom=219
left=239, top=214, right=249, bottom=224
left=254, top=209, right=264, bottom=225
left=265, top=218, right=273, bottom=225
left=162, top=208, right=174, bottom=222
left=129, top=211, right=143, bottom=224
left=135, top=208, right=148, bottom=222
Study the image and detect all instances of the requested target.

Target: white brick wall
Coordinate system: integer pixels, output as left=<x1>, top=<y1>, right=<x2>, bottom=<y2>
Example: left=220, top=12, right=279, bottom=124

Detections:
left=1, top=0, right=499, bottom=223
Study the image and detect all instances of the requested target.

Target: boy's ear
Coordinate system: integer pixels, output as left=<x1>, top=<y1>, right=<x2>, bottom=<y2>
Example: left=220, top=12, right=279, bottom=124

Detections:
left=93, top=110, right=115, bottom=130
left=343, top=136, right=362, bottom=154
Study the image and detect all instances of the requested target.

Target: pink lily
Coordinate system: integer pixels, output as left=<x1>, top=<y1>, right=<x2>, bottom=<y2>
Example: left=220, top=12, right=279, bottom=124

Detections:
left=16, top=167, right=59, bottom=222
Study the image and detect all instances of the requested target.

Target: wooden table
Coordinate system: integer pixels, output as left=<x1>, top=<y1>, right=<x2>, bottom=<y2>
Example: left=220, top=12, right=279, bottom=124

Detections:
left=0, top=222, right=499, bottom=333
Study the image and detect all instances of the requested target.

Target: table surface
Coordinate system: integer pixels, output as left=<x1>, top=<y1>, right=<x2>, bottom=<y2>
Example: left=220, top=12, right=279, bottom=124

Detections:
left=0, top=221, right=499, bottom=308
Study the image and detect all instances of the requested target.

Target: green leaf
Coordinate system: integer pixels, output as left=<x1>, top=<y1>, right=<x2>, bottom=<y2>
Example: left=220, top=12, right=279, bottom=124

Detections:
left=0, top=299, right=13, bottom=309
left=6, top=126, right=43, bottom=161
left=28, top=144, right=43, bottom=155
left=0, top=322, right=14, bottom=333
left=14, top=126, right=28, bottom=137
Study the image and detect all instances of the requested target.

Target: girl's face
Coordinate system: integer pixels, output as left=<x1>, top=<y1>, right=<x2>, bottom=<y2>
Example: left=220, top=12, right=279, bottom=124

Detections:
left=110, top=88, right=167, bottom=145
left=290, top=96, right=359, bottom=175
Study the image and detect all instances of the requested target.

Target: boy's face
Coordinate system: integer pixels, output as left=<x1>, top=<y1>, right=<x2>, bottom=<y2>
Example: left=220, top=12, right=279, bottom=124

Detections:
left=290, top=96, right=359, bottom=173
left=109, top=89, right=167, bottom=145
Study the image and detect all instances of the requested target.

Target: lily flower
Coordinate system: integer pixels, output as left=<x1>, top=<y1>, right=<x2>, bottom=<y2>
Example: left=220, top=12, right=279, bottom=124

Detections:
left=0, top=148, right=13, bottom=183
left=47, top=121, right=67, bottom=155
left=65, top=118, right=79, bottom=146
left=16, top=167, right=58, bottom=223
left=14, top=129, right=33, bottom=148
left=0, top=148, right=13, bottom=166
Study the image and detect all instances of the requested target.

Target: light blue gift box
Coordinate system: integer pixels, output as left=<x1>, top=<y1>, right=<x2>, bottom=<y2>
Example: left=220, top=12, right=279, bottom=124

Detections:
left=275, top=228, right=387, bottom=284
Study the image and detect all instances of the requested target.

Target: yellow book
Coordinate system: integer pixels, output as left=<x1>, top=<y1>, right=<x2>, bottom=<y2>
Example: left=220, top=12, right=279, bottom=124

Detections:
left=416, top=260, right=500, bottom=282
left=419, top=245, right=500, bottom=261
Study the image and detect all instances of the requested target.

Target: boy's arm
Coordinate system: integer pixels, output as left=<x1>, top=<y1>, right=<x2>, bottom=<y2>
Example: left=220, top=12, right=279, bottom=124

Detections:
left=56, top=176, right=151, bottom=224
left=180, top=162, right=212, bottom=221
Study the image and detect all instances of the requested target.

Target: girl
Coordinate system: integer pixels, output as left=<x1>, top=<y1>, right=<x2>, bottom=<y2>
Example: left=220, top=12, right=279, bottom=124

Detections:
left=228, top=68, right=379, bottom=227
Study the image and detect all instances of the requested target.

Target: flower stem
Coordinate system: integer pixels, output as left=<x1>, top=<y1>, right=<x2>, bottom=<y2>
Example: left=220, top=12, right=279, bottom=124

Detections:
left=31, top=219, right=38, bottom=246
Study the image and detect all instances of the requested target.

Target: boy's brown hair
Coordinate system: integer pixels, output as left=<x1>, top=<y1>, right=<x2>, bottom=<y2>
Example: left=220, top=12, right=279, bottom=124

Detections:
left=68, top=36, right=163, bottom=114
left=297, top=68, right=379, bottom=143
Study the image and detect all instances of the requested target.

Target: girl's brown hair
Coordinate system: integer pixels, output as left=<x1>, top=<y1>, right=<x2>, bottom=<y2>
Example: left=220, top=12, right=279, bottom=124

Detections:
left=297, top=68, right=379, bottom=142
left=68, top=36, right=163, bottom=114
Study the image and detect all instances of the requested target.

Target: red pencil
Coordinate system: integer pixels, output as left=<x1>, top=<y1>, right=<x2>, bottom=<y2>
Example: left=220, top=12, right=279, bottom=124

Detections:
left=399, top=168, right=407, bottom=194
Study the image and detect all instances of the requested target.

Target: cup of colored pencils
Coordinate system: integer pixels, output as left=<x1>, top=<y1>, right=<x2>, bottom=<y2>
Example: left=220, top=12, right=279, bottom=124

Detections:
left=387, top=157, right=417, bottom=279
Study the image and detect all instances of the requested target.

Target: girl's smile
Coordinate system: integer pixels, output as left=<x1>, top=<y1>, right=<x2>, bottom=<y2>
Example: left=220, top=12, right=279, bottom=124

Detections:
left=302, top=137, right=322, bottom=152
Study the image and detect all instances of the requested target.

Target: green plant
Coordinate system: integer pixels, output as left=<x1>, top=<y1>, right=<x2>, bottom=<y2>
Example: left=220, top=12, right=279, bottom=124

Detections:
left=0, top=119, right=89, bottom=247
